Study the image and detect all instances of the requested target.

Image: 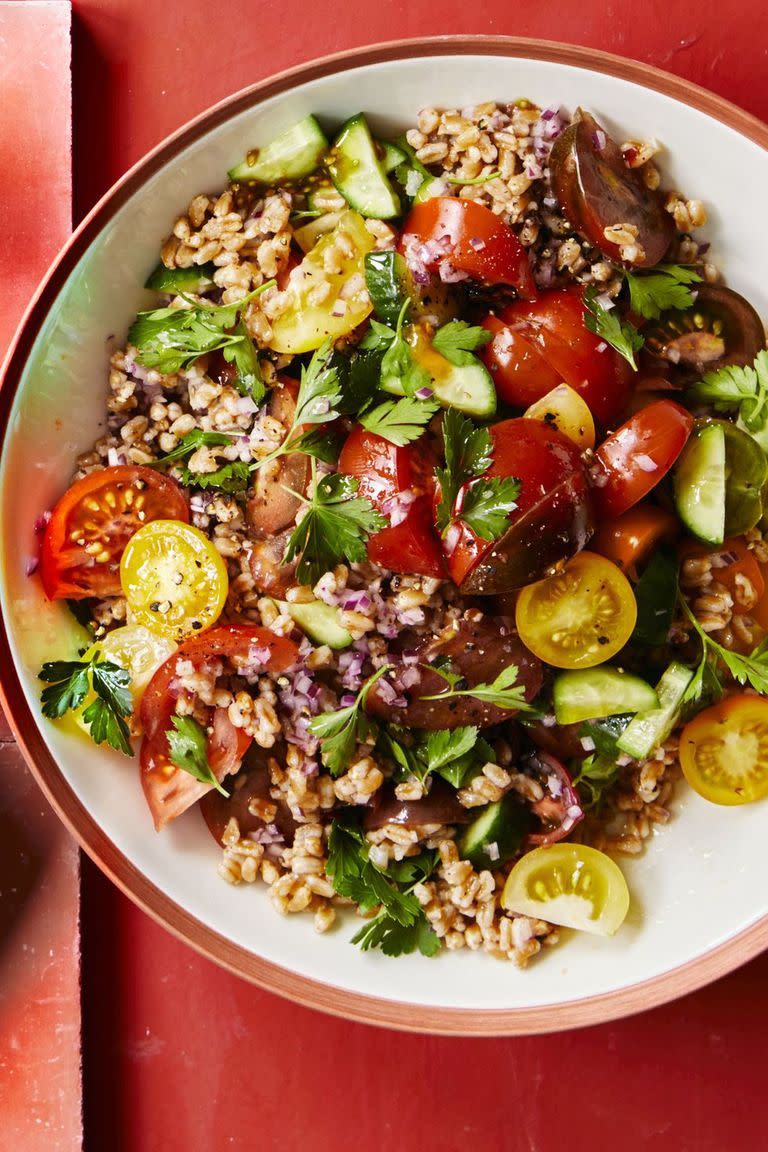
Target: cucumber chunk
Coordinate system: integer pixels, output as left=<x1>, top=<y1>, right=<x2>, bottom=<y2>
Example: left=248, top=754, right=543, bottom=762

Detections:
left=228, top=115, right=328, bottom=184
left=144, top=263, right=216, bottom=293
left=674, top=421, right=726, bottom=545
left=553, top=668, right=658, bottom=726
left=381, top=323, right=497, bottom=418
left=459, top=794, right=531, bottom=871
left=274, top=600, right=353, bottom=650
left=616, top=662, right=694, bottom=761
left=327, top=114, right=401, bottom=220
left=377, top=139, right=408, bottom=173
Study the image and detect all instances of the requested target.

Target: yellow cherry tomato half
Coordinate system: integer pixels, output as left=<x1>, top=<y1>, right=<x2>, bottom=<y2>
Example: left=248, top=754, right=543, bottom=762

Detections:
left=523, top=383, right=596, bottom=450
left=502, top=843, right=630, bottom=936
left=515, top=551, right=637, bottom=669
left=120, top=520, right=228, bottom=642
left=679, top=694, right=768, bottom=806
left=74, top=624, right=177, bottom=737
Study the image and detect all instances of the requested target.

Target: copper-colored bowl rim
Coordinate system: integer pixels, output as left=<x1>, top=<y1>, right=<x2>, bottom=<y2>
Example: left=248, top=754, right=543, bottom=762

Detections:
left=2, top=35, right=768, bottom=1036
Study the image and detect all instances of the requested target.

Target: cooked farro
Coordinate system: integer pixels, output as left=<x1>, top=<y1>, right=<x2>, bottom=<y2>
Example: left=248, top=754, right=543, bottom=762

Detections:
left=37, top=98, right=768, bottom=966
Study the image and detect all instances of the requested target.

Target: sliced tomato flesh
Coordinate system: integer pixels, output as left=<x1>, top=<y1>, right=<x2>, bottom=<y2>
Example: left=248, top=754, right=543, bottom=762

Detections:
left=40, top=465, right=189, bottom=600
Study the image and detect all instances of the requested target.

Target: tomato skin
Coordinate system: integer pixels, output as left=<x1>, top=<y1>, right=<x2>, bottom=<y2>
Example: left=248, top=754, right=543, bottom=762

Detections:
left=591, top=503, right=679, bottom=571
left=445, top=418, right=592, bottom=591
left=680, top=695, right=768, bottom=806
left=40, top=466, right=189, bottom=600
left=493, top=287, right=633, bottom=425
left=399, top=197, right=537, bottom=298
left=339, top=425, right=446, bottom=579
left=140, top=625, right=298, bottom=830
left=593, top=400, right=694, bottom=519
left=481, top=316, right=562, bottom=408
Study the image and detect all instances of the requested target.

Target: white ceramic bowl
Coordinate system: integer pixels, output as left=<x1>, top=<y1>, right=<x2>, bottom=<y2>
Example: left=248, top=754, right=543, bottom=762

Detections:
left=2, top=38, right=767, bottom=1034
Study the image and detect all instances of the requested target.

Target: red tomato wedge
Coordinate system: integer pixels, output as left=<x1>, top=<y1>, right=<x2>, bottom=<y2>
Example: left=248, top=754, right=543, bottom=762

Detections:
left=139, top=625, right=298, bottom=831
left=444, top=418, right=593, bottom=593
left=399, top=197, right=537, bottom=298
left=40, top=465, right=189, bottom=600
left=592, top=400, right=694, bottom=519
left=482, top=287, right=633, bottom=425
left=339, top=425, right=446, bottom=579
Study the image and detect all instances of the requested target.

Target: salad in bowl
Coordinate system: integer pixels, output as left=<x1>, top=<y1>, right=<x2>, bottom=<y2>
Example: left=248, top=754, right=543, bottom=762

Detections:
left=33, top=96, right=768, bottom=967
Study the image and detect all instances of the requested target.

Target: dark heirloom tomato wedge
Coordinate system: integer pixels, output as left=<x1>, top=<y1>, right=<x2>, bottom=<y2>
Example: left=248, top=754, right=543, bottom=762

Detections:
left=363, top=780, right=471, bottom=830
left=140, top=625, right=298, bottom=831
left=488, top=287, right=633, bottom=426
left=246, top=380, right=310, bottom=537
left=201, top=742, right=296, bottom=846
left=592, top=399, right=694, bottom=519
left=40, top=465, right=189, bottom=600
left=522, top=751, right=584, bottom=847
left=445, top=418, right=593, bottom=595
left=549, top=109, right=674, bottom=268
left=399, top=197, right=537, bottom=298
left=339, top=425, right=446, bottom=579
left=366, top=615, right=543, bottom=730
left=643, top=284, right=766, bottom=377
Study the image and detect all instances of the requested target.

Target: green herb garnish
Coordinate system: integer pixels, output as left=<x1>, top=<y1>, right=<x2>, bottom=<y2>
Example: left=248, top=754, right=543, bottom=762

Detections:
left=624, top=265, right=702, bottom=320
left=583, top=286, right=644, bottom=370
left=359, top=395, right=439, bottom=446
left=422, top=663, right=535, bottom=712
left=431, top=320, right=493, bottom=365
left=166, top=715, right=229, bottom=796
left=687, top=350, right=768, bottom=438
left=680, top=594, right=768, bottom=705
left=360, top=299, right=432, bottom=396
left=39, top=655, right=133, bottom=756
left=435, top=408, right=520, bottom=540
left=307, top=664, right=393, bottom=776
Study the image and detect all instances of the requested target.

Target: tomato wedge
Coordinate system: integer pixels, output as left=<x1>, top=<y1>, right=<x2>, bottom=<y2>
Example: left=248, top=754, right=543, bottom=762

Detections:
left=591, top=504, right=679, bottom=571
left=502, top=843, right=630, bottom=936
left=444, top=418, right=593, bottom=594
left=339, top=425, right=446, bottom=579
left=399, top=197, right=537, bottom=298
left=485, top=287, right=633, bottom=426
left=592, top=400, right=694, bottom=519
left=40, top=465, right=189, bottom=600
left=680, top=695, right=768, bottom=806
left=140, top=625, right=298, bottom=830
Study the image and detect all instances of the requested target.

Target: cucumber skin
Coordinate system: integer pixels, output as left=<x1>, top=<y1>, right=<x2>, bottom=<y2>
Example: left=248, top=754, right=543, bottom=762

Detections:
left=616, top=662, right=694, bottom=761
left=327, top=114, right=401, bottom=221
left=553, top=669, right=658, bottom=726
left=673, top=422, right=726, bottom=546
left=145, top=263, right=216, bottom=292
left=228, top=115, right=328, bottom=184
left=459, top=795, right=530, bottom=871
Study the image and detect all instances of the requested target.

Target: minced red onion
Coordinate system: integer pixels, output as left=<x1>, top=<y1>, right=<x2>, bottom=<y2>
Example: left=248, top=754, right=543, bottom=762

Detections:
left=486, top=841, right=500, bottom=862
left=381, top=488, right=417, bottom=528
left=400, top=648, right=420, bottom=666
left=331, top=298, right=347, bottom=318
left=539, top=713, right=557, bottom=728
left=236, top=395, right=259, bottom=415
left=541, top=107, right=556, bottom=121
left=400, top=666, right=421, bottom=690
left=339, top=272, right=365, bottom=300
left=33, top=511, right=51, bottom=536
left=375, top=677, right=407, bottom=708
left=580, top=735, right=596, bottom=752
left=616, top=754, right=633, bottom=767
left=594, top=292, right=615, bottom=311
left=596, top=341, right=608, bottom=354
left=442, top=522, right=461, bottom=557
left=341, top=590, right=371, bottom=612
left=340, top=693, right=357, bottom=708
left=439, top=261, right=470, bottom=284
left=397, top=606, right=426, bottom=627
left=547, top=773, right=564, bottom=798
left=415, top=386, right=434, bottom=400
left=468, top=236, right=486, bottom=251
left=247, top=644, right=272, bottom=666
left=405, top=169, right=424, bottom=197
left=25, top=557, right=38, bottom=576
left=635, top=454, right=658, bottom=472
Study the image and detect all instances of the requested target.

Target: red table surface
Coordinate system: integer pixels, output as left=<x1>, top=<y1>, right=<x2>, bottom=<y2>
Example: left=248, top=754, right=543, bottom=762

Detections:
left=67, top=3, right=768, bottom=1149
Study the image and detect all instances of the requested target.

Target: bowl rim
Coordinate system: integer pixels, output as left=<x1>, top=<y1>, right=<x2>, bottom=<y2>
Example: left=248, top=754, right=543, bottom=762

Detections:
left=2, top=34, right=767, bottom=1036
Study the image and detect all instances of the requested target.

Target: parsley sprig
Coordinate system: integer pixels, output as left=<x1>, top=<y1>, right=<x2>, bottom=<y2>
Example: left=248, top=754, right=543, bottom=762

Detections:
left=39, top=655, right=133, bottom=756
left=281, top=463, right=387, bottom=585
left=624, top=265, right=702, bottom=320
left=378, top=724, right=488, bottom=789
left=583, top=286, right=644, bottom=370
left=166, top=715, right=229, bottom=796
left=307, top=664, right=393, bottom=776
left=154, top=429, right=250, bottom=493
left=680, top=594, right=768, bottom=705
left=326, top=818, right=439, bottom=958
left=686, top=350, right=768, bottom=439
left=361, top=299, right=432, bottom=396
left=422, top=663, right=535, bottom=712
left=128, top=282, right=274, bottom=400
left=359, top=395, right=439, bottom=446
left=435, top=408, right=520, bottom=540
left=250, top=338, right=342, bottom=474
left=431, top=320, right=493, bottom=364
